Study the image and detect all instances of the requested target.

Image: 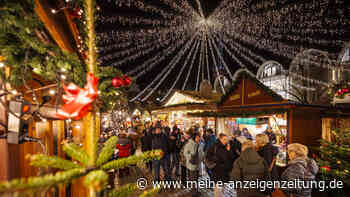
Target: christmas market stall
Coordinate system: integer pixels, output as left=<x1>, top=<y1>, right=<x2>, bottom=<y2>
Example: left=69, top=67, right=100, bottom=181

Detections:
left=188, top=70, right=348, bottom=167
left=151, top=89, right=221, bottom=131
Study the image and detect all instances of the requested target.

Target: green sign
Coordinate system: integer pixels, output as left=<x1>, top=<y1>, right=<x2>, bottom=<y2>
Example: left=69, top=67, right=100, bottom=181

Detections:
left=236, top=118, right=256, bottom=125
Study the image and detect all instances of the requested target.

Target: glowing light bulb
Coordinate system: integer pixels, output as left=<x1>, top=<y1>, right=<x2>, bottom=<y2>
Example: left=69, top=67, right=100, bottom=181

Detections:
left=11, top=90, right=17, bottom=95
left=49, top=90, right=55, bottom=95
left=0, top=62, right=4, bottom=68
left=51, top=9, right=57, bottom=14
left=61, top=75, right=66, bottom=80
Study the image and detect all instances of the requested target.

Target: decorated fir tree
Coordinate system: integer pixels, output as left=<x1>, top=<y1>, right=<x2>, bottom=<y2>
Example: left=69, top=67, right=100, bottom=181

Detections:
left=317, top=128, right=350, bottom=185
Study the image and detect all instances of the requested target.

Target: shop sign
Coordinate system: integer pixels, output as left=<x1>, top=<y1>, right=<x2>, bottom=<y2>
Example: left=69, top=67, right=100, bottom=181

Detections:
left=229, top=94, right=240, bottom=101
left=236, top=118, right=257, bottom=125
left=248, top=90, right=261, bottom=98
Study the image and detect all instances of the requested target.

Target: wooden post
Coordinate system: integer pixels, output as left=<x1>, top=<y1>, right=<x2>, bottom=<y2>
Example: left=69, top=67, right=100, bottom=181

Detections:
left=84, top=0, right=99, bottom=196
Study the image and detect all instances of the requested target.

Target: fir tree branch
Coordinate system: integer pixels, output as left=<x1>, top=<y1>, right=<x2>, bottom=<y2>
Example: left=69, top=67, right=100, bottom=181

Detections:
left=96, top=136, right=118, bottom=167
left=27, top=154, right=80, bottom=170
left=101, top=150, right=162, bottom=171
left=63, top=142, right=91, bottom=167
left=84, top=170, right=108, bottom=191
left=0, top=168, right=86, bottom=193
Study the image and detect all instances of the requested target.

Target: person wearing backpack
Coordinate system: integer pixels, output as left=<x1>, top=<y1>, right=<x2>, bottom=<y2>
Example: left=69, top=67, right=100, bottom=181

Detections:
left=184, top=132, right=201, bottom=197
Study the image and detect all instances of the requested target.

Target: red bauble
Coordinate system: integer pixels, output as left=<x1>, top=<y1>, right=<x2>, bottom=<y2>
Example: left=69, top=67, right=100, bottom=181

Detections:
left=112, top=77, right=124, bottom=88
left=321, top=166, right=331, bottom=172
left=122, top=75, right=131, bottom=86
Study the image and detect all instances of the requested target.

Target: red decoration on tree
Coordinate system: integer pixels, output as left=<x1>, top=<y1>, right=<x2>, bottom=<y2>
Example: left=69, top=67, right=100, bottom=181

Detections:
left=112, top=76, right=131, bottom=88
left=122, top=75, right=131, bottom=86
left=112, top=77, right=124, bottom=88
left=56, top=72, right=98, bottom=120
left=321, top=166, right=331, bottom=172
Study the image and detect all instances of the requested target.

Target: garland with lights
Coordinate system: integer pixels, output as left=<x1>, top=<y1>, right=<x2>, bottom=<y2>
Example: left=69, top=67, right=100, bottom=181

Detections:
left=0, top=0, right=131, bottom=113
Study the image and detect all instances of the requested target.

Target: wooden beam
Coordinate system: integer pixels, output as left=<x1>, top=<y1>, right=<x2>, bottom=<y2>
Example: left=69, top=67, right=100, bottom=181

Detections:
left=34, top=0, right=75, bottom=52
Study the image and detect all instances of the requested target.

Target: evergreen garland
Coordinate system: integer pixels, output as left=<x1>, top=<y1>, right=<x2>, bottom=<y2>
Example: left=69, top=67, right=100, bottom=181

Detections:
left=0, top=0, right=130, bottom=113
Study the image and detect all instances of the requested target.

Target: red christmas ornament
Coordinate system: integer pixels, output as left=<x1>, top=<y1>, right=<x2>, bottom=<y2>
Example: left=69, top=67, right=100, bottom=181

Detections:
left=56, top=72, right=98, bottom=120
left=122, top=75, right=131, bottom=86
left=321, top=166, right=331, bottom=172
left=112, top=77, right=124, bottom=88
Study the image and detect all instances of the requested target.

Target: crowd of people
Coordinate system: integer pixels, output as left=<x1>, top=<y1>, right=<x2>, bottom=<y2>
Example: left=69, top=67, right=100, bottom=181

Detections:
left=115, top=120, right=319, bottom=197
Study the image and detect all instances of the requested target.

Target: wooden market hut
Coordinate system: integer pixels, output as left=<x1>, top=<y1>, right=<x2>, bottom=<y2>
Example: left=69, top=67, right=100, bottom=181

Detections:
left=151, top=90, right=221, bottom=130
left=188, top=70, right=349, bottom=147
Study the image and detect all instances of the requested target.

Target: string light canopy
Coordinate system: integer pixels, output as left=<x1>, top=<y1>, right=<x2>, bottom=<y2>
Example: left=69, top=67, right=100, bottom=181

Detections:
left=96, top=0, right=350, bottom=102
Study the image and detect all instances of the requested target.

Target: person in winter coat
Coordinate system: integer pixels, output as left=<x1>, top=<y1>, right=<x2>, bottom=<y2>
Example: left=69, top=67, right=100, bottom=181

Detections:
left=152, top=125, right=170, bottom=181
left=141, top=125, right=153, bottom=173
left=204, top=129, right=216, bottom=152
left=256, top=134, right=279, bottom=180
left=178, top=130, right=191, bottom=183
left=183, top=132, right=202, bottom=197
left=229, top=130, right=244, bottom=163
left=280, top=143, right=319, bottom=197
left=211, top=133, right=236, bottom=197
left=231, top=140, right=269, bottom=197
left=116, top=132, right=133, bottom=177
left=169, top=128, right=181, bottom=176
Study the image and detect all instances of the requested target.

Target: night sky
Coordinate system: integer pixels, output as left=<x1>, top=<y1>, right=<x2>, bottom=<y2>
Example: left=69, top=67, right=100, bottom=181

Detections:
left=96, top=0, right=350, bottom=97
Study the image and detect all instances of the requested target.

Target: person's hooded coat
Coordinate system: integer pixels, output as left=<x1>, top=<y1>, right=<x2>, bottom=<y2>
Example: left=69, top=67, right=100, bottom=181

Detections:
left=231, top=148, right=269, bottom=197
left=281, top=157, right=319, bottom=197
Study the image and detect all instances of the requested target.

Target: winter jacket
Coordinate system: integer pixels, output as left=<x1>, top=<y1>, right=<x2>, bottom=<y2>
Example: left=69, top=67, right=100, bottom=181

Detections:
left=229, top=138, right=242, bottom=162
left=116, top=136, right=132, bottom=158
left=168, top=132, right=181, bottom=153
left=178, top=136, right=189, bottom=166
left=183, top=139, right=201, bottom=171
left=141, top=131, right=152, bottom=152
left=281, top=157, right=319, bottom=197
left=257, top=143, right=279, bottom=180
left=151, top=133, right=168, bottom=155
left=211, top=141, right=236, bottom=182
left=204, top=134, right=216, bottom=152
left=231, top=148, right=269, bottom=197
